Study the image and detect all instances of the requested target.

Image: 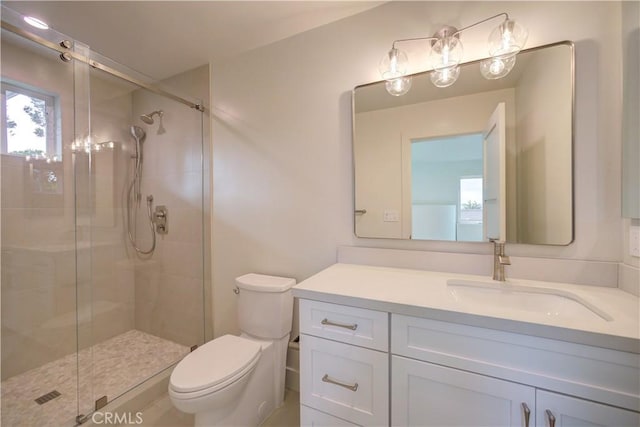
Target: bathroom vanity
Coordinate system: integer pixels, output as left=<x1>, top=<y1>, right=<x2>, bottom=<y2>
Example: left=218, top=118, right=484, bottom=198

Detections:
left=293, top=263, right=640, bottom=427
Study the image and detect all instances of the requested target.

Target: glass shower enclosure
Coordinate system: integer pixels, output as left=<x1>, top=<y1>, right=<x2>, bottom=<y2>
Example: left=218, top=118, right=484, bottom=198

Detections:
left=1, top=6, right=210, bottom=425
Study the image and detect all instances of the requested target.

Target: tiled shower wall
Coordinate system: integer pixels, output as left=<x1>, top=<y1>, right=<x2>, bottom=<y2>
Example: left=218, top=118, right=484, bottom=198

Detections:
left=131, top=65, right=211, bottom=348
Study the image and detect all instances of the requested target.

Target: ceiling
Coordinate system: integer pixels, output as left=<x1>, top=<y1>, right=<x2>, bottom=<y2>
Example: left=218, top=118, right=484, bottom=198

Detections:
left=4, top=1, right=384, bottom=80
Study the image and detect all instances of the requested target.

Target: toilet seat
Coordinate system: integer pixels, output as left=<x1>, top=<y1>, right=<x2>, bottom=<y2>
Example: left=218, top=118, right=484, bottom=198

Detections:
left=169, top=335, right=261, bottom=398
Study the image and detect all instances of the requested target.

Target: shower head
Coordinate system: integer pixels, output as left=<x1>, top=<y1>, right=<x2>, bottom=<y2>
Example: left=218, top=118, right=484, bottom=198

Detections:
left=130, top=125, right=146, bottom=141
left=140, top=110, right=163, bottom=125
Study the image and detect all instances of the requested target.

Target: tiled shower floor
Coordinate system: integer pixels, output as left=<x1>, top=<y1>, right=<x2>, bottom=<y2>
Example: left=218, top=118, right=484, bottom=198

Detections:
left=1, top=330, right=189, bottom=427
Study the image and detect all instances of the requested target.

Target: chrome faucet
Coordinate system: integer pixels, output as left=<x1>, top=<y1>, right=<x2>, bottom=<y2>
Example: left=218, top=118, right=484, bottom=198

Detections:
left=490, top=239, right=511, bottom=281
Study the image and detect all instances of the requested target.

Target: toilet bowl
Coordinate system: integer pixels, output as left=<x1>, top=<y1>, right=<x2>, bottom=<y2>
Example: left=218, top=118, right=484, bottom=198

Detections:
left=169, top=273, right=295, bottom=426
left=169, top=335, right=261, bottom=418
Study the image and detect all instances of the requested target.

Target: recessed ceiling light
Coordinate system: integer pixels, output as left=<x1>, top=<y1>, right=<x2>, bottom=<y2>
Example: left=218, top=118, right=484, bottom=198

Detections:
left=24, top=16, right=49, bottom=30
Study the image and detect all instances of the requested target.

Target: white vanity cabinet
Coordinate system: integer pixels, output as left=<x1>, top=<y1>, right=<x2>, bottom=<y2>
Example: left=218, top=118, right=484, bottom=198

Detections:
left=392, top=355, right=535, bottom=426
left=391, top=356, right=640, bottom=427
left=535, top=391, right=640, bottom=427
left=294, top=264, right=640, bottom=427
left=391, top=313, right=640, bottom=427
left=299, top=299, right=389, bottom=426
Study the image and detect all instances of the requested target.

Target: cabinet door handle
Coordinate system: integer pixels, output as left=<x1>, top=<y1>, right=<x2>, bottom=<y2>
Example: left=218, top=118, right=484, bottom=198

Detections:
left=322, top=374, right=359, bottom=392
left=521, top=403, right=531, bottom=427
left=321, top=318, right=358, bottom=331
left=546, top=409, right=556, bottom=427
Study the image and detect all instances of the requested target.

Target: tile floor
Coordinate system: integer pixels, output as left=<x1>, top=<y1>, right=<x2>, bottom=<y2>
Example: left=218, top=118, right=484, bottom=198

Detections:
left=1, top=330, right=188, bottom=427
left=133, top=389, right=300, bottom=427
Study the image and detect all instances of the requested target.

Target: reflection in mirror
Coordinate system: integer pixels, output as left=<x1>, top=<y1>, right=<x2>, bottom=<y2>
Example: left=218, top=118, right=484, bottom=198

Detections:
left=354, top=41, right=574, bottom=245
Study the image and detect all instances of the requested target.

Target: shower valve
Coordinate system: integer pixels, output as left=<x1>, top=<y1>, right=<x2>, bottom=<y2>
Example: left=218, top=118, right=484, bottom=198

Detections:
left=153, top=205, right=168, bottom=235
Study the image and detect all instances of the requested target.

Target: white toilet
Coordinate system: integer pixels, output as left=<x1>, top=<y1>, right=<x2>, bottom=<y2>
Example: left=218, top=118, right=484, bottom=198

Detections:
left=169, top=273, right=295, bottom=426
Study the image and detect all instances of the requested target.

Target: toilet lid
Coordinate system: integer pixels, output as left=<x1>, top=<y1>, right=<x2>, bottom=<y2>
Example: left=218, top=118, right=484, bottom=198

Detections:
left=170, top=335, right=261, bottom=393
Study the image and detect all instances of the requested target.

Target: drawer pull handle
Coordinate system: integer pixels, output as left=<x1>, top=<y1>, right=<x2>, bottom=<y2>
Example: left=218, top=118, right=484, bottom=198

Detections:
left=521, top=403, right=531, bottom=427
left=321, top=318, right=358, bottom=330
left=546, top=409, right=556, bottom=427
left=322, top=374, right=359, bottom=392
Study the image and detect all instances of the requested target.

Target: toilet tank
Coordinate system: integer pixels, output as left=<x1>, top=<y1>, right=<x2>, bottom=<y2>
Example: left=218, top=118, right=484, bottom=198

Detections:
left=236, top=273, right=295, bottom=339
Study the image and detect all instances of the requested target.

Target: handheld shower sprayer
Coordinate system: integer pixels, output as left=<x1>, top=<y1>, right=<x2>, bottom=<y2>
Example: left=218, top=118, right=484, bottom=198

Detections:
left=127, top=125, right=157, bottom=256
left=130, top=125, right=146, bottom=199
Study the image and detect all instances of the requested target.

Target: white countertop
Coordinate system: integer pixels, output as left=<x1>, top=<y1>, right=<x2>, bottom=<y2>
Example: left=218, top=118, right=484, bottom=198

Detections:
left=292, top=263, right=640, bottom=353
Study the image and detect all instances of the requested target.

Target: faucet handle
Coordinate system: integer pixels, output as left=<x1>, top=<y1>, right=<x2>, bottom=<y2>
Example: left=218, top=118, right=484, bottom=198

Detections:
left=498, top=255, right=511, bottom=266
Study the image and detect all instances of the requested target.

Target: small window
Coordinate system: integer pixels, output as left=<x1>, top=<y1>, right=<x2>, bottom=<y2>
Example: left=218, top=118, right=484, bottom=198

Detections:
left=459, top=176, right=483, bottom=224
left=1, top=81, right=59, bottom=160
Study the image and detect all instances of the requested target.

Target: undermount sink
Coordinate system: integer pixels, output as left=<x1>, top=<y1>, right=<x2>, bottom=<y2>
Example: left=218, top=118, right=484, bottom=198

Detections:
left=446, top=279, right=613, bottom=322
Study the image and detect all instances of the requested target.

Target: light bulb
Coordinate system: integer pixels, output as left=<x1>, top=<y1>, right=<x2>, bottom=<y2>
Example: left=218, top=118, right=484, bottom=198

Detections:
left=488, top=19, right=528, bottom=56
left=430, top=65, right=460, bottom=88
left=23, top=16, right=49, bottom=30
left=379, top=47, right=409, bottom=80
left=385, top=76, right=412, bottom=96
left=480, top=54, right=516, bottom=79
left=429, top=36, right=463, bottom=71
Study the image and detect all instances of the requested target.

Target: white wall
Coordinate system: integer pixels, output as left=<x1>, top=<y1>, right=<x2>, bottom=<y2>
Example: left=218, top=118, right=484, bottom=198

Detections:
left=212, top=1, right=624, bottom=336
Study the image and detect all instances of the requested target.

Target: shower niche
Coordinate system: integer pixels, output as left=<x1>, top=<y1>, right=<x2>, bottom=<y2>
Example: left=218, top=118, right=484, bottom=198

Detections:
left=0, top=5, right=210, bottom=426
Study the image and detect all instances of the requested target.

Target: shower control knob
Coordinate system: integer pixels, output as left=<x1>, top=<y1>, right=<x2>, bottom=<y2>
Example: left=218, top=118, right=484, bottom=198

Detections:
left=153, top=205, right=169, bottom=235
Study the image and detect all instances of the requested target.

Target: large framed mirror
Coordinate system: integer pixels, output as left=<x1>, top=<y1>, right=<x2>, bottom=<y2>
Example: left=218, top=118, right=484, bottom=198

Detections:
left=353, top=41, right=574, bottom=245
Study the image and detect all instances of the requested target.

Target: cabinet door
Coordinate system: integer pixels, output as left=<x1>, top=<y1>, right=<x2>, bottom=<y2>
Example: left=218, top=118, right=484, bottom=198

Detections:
left=536, top=390, right=640, bottom=427
left=301, top=335, right=388, bottom=426
left=392, top=356, right=535, bottom=427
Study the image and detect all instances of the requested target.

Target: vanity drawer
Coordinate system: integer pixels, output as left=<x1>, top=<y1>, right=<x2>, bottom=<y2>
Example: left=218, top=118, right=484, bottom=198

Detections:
left=300, top=405, right=360, bottom=426
left=299, top=299, right=388, bottom=351
left=391, top=314, right=640, bottom=412
left=300, top=334, right=388, bottom=426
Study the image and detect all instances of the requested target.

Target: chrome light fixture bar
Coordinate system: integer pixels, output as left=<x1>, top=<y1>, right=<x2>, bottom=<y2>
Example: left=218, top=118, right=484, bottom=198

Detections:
left=379, top=13, right=528, bottom=95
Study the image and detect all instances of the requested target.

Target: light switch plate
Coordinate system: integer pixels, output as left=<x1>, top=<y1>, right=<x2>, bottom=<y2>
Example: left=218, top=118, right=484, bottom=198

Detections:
left=383, top=210, right=400, bottom=222
left=630, top=226, right=640, bottom=258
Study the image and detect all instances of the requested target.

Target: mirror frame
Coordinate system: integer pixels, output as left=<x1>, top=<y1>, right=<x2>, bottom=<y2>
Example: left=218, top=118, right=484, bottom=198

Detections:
left=352, top=41, right=575, bottom=245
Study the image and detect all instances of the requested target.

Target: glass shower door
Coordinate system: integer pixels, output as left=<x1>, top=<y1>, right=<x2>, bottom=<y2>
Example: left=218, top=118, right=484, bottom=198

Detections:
left=0, top=6, right=93, bottom=425
left=81, top=57, right=208, bottom=411
left=1, top=6, right=208, bottom=425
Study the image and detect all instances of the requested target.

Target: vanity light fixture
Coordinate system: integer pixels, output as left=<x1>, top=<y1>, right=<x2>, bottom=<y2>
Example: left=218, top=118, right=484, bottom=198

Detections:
left=379, top=13, right=527, bottom=95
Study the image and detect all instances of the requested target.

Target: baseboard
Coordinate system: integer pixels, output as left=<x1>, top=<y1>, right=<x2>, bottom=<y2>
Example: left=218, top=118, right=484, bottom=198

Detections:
left=285, top=366, right=300, bottom=393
